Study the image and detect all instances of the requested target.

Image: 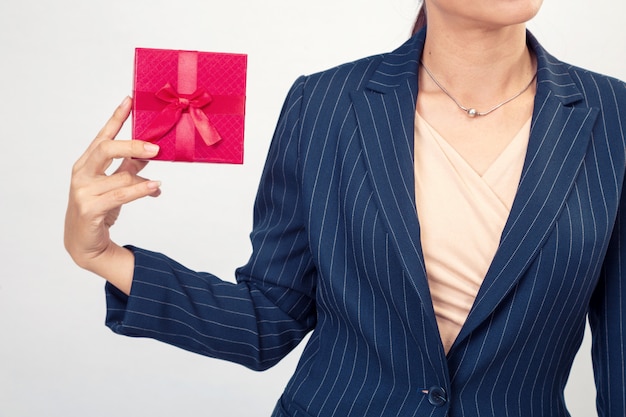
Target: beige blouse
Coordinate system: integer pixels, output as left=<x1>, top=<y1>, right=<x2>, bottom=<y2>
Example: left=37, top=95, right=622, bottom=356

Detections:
left=413, top=112, right=531, bottom=353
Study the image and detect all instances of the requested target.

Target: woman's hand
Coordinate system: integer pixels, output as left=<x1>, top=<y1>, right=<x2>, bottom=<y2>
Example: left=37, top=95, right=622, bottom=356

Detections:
left=64, top=97, right=161, bottom=294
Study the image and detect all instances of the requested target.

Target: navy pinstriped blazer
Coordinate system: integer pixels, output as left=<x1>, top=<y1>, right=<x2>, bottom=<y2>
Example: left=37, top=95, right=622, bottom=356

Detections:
left=106, top=29, right=626, bottom=416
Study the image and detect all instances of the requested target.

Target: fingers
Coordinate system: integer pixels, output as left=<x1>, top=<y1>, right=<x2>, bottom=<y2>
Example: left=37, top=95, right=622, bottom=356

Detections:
left=70, top=97, right=162, bottom=204
left=86, top=140, right=159, bottom=176
left=87, top=167, right=150, bottom=196
left=96, top=178, right=162, bottom=214
left=116, top=156, right=150, bottom=177
left=114, top=158, right=161, bottom=197
left=96, top=96, right=132, bottom=141
left=75, top=97, right=133, bottom=170
left=74, top=97, right=160, bottom=175
left=72, top=172, right=161, bottom=222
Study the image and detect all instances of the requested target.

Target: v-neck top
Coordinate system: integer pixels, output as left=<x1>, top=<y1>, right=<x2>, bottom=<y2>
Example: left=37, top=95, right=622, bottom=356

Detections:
left=414, top=112, right=531, bottom=353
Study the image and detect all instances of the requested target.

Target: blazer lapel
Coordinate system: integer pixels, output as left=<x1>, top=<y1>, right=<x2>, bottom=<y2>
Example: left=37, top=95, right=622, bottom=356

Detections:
left=349, top=32, right=445, bottom=355
left=347, top=30, right=599, bottom=360
left=453, top=34, right=600, bottom=349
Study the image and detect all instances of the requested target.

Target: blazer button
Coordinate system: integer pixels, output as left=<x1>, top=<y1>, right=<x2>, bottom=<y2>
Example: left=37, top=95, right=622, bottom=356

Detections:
left=427, top=386, right=447, bottom=407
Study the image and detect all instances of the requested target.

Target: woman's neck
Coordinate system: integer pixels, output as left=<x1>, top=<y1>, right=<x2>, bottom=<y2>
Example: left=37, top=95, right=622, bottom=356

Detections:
left=420, top=22, right=535, bottom=108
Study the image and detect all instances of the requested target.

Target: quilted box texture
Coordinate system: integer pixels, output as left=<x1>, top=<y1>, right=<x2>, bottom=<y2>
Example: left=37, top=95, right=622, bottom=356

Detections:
left=132, top=48, right=247, bottom=163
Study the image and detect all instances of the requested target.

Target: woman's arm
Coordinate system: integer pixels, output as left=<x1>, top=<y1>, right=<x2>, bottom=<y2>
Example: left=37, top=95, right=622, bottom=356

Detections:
left=102, top=77, right=317, bottom=370
left=589, top=175, right=626, bottom=416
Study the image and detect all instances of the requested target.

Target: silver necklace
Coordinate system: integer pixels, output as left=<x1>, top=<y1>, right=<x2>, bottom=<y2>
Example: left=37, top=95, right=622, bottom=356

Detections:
left=420, top=61, right=537, bottom=118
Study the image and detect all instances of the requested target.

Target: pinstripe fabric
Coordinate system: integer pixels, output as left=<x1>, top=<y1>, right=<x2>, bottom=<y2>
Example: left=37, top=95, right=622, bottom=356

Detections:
left=105, top=30, right=626, bottom=416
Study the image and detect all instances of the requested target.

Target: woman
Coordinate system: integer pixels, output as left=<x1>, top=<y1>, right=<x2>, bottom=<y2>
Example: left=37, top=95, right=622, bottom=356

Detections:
left=65, top=1, right=626, bottom=415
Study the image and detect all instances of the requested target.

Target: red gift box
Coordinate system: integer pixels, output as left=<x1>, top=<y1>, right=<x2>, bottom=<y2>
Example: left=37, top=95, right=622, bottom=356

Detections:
left=132, top=48, right=247, bottom=163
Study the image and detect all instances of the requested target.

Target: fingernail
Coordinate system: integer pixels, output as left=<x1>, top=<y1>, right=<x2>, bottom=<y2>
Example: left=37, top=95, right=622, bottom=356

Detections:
left=146, top=180, right=161, bottom=190
left=144, top=143, right=160, bottom=154
left=120, top=96, right=131, bottom=107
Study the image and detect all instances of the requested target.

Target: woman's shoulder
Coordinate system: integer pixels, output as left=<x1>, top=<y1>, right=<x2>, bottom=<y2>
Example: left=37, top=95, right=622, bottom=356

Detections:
left=564, top=63, right=626, bottom=119
left=296, top=34, right=423, bottom=96
left=529, top=32, right=625, bottom=106
left=534, top=38, right=623, bottom=88
left=563, top=61, right=626, bottom=97
left=296, top=52, right=387, bottom=97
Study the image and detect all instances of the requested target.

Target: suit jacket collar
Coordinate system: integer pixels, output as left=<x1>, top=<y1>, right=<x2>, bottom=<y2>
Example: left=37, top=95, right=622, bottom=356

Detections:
left=351, top=28, right=599, bottom=357
left=363, top=30, right=585, bottom=104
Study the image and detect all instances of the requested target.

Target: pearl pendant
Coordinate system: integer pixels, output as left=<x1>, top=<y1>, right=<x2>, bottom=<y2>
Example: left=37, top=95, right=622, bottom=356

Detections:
left=467, top=108, right=478, bottom=118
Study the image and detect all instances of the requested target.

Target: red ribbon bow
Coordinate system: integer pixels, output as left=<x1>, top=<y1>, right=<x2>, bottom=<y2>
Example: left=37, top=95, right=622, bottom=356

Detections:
left=138, top=83, right=222, bottom=146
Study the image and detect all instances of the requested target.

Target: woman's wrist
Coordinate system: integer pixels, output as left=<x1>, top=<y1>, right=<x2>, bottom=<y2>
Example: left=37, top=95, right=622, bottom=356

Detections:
left=84, top=243, right=135, bottom=295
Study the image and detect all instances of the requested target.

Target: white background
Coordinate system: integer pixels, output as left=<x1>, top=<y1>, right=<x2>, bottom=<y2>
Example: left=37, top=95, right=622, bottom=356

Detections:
left=0, top=1, right=624, bottom=416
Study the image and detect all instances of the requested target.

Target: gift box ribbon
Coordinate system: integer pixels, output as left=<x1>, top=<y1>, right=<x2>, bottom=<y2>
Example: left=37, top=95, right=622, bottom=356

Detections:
left=137, top=83, right=223, bottom=146
left=134, top=50, right=245, bottom=161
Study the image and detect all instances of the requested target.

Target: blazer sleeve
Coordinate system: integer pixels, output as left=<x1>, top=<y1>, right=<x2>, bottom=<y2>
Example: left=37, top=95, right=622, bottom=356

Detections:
left=586, top=75, right=626, bottom=416
left=105, top=76, right=318, bottom=371
left=588, top=152, right=626, bottom=414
